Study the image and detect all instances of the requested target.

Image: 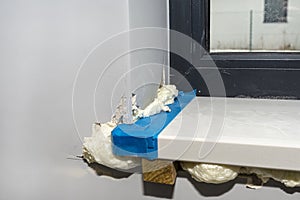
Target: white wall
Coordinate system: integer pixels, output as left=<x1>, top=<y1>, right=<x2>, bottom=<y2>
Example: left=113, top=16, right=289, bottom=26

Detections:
left=211, top=0, right=300, bottom=51
left=0, top=0, right=168, bottom=198
left=128, top=0, right=169, bottom=109
left=0, top=0, right=300, bottom=199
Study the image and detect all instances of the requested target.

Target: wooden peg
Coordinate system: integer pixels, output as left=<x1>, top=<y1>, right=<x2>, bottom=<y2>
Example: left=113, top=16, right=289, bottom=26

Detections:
left=142, top=159, right=177, bottom=185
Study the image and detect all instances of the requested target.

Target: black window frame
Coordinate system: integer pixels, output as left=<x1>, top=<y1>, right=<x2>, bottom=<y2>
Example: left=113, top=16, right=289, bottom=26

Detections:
left=169, top=0, right=300, bottom=99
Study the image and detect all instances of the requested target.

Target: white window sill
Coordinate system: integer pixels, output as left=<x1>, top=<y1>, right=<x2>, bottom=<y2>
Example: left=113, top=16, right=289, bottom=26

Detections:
left=157, top=97, right=300, bottom=171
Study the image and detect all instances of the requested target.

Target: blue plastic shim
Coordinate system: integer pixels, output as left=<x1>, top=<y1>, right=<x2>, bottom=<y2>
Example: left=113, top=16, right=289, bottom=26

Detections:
left=111, top=90, right=196, bottom=160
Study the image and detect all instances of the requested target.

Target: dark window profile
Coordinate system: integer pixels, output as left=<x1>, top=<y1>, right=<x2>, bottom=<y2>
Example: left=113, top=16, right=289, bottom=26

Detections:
left=264, top=0, right=288, bottom=23
left=169, top=0, right=300, bottom=99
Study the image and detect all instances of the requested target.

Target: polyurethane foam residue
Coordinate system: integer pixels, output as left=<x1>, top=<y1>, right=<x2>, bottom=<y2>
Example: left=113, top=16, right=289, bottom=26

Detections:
left=82, top=85, right=178, bottom=170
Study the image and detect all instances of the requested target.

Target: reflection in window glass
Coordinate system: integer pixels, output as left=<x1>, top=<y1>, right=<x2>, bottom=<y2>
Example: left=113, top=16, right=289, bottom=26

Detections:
left=264, top=0, right=288, bottom=23
left=210, top=0, right=300, bottom=52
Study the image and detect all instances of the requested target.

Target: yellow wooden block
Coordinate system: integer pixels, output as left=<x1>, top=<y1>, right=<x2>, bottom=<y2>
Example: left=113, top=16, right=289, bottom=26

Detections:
left=142, top=159, right=177, bottom=185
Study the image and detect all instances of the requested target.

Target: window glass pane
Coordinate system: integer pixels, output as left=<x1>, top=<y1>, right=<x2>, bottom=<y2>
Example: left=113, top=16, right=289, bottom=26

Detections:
left=210, top=0, right=300, bottom=52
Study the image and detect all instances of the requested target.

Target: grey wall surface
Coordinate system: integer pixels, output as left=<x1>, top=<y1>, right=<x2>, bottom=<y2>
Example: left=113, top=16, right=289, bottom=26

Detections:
left=0, top=0, right=299, bottom=199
